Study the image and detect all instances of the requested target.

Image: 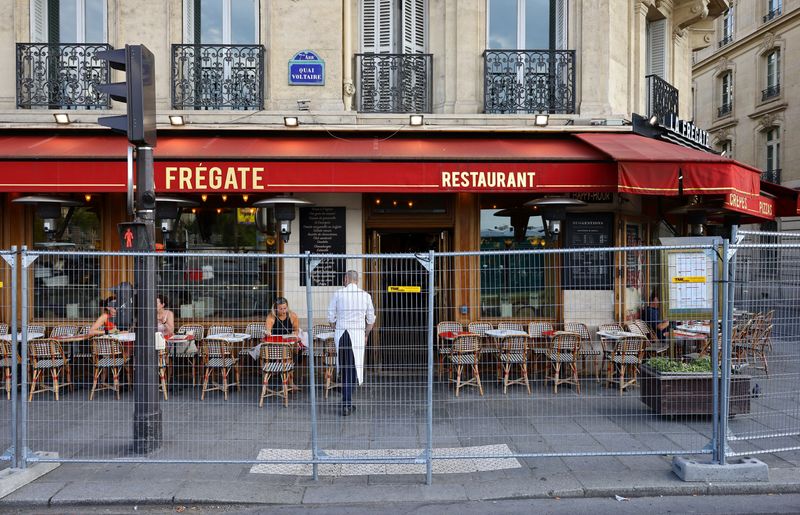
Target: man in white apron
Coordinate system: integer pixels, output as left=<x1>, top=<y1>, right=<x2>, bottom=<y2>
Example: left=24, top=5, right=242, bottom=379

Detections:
left=328, top=270, right=375, bottom=416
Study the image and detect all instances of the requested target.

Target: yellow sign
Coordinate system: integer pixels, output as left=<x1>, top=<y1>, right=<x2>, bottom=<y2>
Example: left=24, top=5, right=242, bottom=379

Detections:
left=388, top=285, right=421, bottom=293
left=0, top=281, right=3, bottom=288
left=237, top=208, right=256, bottom=224
left=672, top=276, right=706, bottom=283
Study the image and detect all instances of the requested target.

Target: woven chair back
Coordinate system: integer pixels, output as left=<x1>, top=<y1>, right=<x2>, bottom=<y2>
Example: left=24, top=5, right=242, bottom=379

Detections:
left=498, top=322, right=524, bottom=332
left=0, top=339, right=11, bottom=359
left=452, top=334, right=479, bottom=354
left=528, top=321, right=554, bottom=338
left=503, top=335, right=527, bottom=353
left=178, top=324, right=205, bottom=340
left=313, top=323, right=333, bottom=337
left=27, top=325, right=46, bottom=336
left=627, top=320, right=653, bottom=340
left=92, top=337, right=123, bottom=357
left=616, top=336, right=646, bottom=356
left=207, top=325, right=233, bottom=336
left=598, top=323, right=623, bottom=333
left=437, top=321, right=463, bottom=335
left=551, top=332, right=581, bottom=354
left=203, top=338, right=230, bottom=359
left=263, top=342, right=291, bottom=362
left=29, top=339, right=55, bottom=358
left=564, top=322, right=590, bottom=341
left=0, top=323, right=8, bottom=335
left=245, top=322, right=267, bottom=340
left=78, top=325, right=92, bottom=336
left=467, top=322, right=493, bottom=336
left=50, top=325, right=77, bottom=338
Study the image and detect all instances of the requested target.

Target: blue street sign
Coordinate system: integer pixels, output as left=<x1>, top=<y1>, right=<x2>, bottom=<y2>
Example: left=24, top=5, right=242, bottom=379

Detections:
left=289, top=50, right=325, bottom=86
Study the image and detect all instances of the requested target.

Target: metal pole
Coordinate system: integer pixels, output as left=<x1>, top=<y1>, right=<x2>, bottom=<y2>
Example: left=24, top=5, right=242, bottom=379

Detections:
left=426, top=250, right=435, bottom=485
left=10, top=246, right=18, bottom=468
left=721, top=226, right=739, bottom=464
left=304, top=252, right=319, bottom=481
left=132, top=145, right=162, bottom=453
left=718, top=237, right=731, bottom=465
left=711, top=241, right=720, bottom=464
left=19, top=246, right=29, bottom=469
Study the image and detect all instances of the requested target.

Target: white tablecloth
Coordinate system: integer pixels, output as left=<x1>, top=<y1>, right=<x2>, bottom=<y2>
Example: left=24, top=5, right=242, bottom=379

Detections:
left=0, top=332, right=44, bottom=341
left=485, top=329, right=528, bottom=338
left=596, top=330, right=641, bottom=339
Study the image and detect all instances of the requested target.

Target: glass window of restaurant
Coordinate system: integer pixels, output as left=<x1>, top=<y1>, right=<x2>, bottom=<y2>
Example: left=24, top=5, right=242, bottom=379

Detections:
left=479, top=202, right=556, bottom=319
left=33, top=204, right=101, bottom=319
left=157, top=203, right=278, bottom=320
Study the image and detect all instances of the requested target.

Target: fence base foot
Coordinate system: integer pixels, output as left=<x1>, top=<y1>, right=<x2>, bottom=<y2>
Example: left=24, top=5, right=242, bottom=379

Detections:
left=672, top=456, right=769, bottom=482
left=0, top=451, right=60, bottom=500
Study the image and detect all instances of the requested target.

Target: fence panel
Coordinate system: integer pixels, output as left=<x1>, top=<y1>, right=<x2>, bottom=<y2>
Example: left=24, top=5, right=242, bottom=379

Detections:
left=728, top=232, right=800, bottom=461
left=0, top=250, right=15, bottom=466
left=432, top=246, right=718, bottom=465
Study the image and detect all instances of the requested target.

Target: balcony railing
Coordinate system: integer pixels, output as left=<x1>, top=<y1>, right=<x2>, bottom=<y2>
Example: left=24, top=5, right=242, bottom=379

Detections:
left=171, top=44, right=265, bottom=110
left=16, top=43, right=111, bottom=109
left=763, top=8, right=782, bottom=23
left=762, top=84, right=780, bottom=101
left=717, top=103, right=732, bottom=118
left=354, top=53, right=433, bottom=113
left=645, top=74, right=679, bottom=125
left=718, top=35, right=734, bottom=48
left=483, top=49, right=576, bottom=114
left=763, top=168, right=781, bottom=184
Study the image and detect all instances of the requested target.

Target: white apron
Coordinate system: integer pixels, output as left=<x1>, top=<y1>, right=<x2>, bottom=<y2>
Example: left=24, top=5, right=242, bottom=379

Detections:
left=335, top=328, right=366, bottom=384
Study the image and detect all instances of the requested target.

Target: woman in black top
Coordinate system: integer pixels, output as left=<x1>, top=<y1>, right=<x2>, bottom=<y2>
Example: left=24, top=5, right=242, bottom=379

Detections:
left=265, top=296, right=300, bottom=337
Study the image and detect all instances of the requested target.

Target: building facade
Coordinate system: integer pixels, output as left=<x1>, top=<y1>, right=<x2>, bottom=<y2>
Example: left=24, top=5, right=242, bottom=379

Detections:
left=8, top=0, right=784, bottom=335
left=693, top=0, right=799, bottom=230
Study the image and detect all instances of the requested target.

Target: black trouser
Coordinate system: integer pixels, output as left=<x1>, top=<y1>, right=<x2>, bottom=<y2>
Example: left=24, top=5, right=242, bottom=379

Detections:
left=338, top=331, right=357, bottom=407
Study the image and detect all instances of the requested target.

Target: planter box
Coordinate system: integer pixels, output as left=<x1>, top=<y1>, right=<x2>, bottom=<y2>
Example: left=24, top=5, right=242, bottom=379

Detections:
left=640, top=365, right=751, bottom=416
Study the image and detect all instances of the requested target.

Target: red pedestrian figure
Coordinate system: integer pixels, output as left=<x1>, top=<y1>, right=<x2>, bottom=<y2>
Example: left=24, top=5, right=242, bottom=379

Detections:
left=124, top=228, right=134, bottom=248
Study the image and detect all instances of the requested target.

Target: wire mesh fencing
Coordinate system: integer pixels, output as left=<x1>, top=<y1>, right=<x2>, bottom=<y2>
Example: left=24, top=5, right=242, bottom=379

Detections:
left=0, top=249, right=16, bottom=465
left=727, top=231, right=800, bottom=459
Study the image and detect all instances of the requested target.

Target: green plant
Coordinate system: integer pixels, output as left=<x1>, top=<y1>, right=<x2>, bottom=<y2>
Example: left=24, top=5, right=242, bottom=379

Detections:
left=646, top=356, right=712, bottom=373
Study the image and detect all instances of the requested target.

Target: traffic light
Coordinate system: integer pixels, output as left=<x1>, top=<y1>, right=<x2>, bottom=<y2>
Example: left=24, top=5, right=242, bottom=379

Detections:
left=96, top=44, right=157, bottom=147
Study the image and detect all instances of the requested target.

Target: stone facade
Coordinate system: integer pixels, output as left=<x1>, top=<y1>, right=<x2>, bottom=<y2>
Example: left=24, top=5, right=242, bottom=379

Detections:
left=693, top=0, right=799, bottom=230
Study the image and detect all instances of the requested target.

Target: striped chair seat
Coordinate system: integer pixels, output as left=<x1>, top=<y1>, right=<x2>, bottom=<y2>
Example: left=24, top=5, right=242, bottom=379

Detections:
left=324, top=355, right=337, bottom=366
left=97, top=357, right=127, bottom=367
left=500, top=352, right=525, bottom=363
left=206, top=357, right=237, bottom=368
left=579, top=348, right=602, bottom=356
left=33, top=358, right=67, bottom=369
left=611, top=355, right=640, bottom=365
left=1, top=357, right=11, bottom=367
left=547, top=352, right=575, bottom=362
left=449, top=354, right=477, bottom=365
left=438, top=346, right=452, bottom=354
left=263, top=362, right=294, bottom=373
left=480, top=347, right=498, bottom=354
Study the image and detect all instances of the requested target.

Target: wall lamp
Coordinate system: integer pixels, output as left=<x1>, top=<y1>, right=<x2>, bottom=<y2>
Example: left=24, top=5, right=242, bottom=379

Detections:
left=53, top=113, right=71, bottom=124
left=534, top=114, right=549, bottom=126
left=169, top=115, right=185, bottom=126
left=284, top=116, right=299, bottom=127
left=409, top=114, right=424, bottom=126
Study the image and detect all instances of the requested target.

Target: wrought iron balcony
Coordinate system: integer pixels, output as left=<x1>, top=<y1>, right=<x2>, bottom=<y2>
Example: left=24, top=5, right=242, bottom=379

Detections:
left=763, top=168, right=781, bottom=184
left=172, top=44, right=265, bottom=110
left=354, top=53, right=432, bottom=113
left=16, top=43, right=111, bottom=109
left=483, top=49, right=575, bottom=114
left=718, top=35, right=734, bottom=48
left=761, top=84, right=780, bottom=101
left=717, top=103, right=732, bottom=118
left=645, top=74, right=679, bottom=125
left=763, top=8, right=782, bottom=23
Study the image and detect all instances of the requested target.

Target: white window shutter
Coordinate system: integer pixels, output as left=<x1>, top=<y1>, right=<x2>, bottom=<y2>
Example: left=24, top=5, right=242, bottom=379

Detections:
left=377, top=0, right=394, bottom=53
left=183, top=0, right=195, bottom=44
left=30, top=0, right=48, bottom=43
left=646, top=19, right=667, bottom=79
left=401, top=0, right=426, bottom=54
left=361, top=0, right=394, bottom=53
left=554, top=0, right=567, bottom=50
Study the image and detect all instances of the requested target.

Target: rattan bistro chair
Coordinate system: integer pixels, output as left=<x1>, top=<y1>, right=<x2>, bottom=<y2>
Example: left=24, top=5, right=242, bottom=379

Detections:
left=174, top=324, right=204, bottom=386
left=1, top=338, right=13, bottom=399
left=323, top=334, right=340, bottom=399
left=499, top=335, right=530, bottom=394
left=89, top=337, right=131, bottom=400
left=259, top=341, right=295, bottom=407
left=449, top=334, right=483, bottom=396
left=605, top=335, right=647, bottom=395
left=627, top=319, right=668, bottom=357
left=0, top=323, right=8, bottom=335
left=28, top=338, right=71, bottom=401
left=436, top=321, right=463, bottom=378
left=528, top=321, right=555, bottom=372
left=547, top=331, right=581, bottom=394
left=201, top=337, right=239, bottom=400
left=564, top=322, right=601, bottom=378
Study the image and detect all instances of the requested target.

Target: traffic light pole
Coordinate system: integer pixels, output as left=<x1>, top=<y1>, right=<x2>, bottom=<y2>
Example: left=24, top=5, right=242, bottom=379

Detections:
left=132, top=145, right=162, bottom=453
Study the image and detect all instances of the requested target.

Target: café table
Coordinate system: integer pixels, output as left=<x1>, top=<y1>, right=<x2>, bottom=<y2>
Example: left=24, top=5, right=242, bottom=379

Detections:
left=484, top=329, right=530, bottom=379
left=674, top=323, right=711, bottom=335
left=0, top=332, right=45, bottom=342
left=672, top=328, right=709, bottom=358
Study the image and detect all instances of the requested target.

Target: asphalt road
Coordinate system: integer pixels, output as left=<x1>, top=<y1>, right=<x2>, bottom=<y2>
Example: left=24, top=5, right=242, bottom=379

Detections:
left=5, top=494, right=800, bottom=515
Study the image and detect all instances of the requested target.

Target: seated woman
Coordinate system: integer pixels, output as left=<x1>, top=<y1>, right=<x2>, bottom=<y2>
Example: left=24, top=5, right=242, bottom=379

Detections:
left=89, top=296, right=118, bottom=336
left=642, top=290, right=670, bottom=340
left=157, top=294, right=175, bottom=338
left=265, top=296, right=300, bottom=338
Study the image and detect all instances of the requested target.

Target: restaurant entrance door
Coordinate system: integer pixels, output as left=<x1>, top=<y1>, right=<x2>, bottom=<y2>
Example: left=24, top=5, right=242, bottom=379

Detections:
left=368, top=230, right=451, bottom=375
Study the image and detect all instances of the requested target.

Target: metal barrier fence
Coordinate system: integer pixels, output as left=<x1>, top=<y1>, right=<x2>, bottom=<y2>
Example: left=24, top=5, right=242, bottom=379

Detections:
left=0, top=239, right=797, bottom=481
left=0, top=249, right=16, bottom=466
left=727, top=231, right=800, bottom=459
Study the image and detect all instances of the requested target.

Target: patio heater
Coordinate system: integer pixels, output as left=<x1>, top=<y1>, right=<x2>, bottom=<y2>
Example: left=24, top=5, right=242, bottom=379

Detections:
left=252, top=196, right=312, bottom=243
left=11, top=195, right=83, bottom=241
left=524, top=197, right=587, bottom=240
left=155, top=196, right=199, bottom=234
left=667, top=196, right=727, bottom=237
left=493, top=207, right=541, bottom=242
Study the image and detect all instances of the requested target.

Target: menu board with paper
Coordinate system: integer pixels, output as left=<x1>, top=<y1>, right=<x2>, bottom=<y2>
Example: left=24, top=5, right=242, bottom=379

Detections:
left=299, top=207, right=346, bottom=286
left=663, top=249, right=717, bottom=318
left=562, top=213, right=614, bottom=290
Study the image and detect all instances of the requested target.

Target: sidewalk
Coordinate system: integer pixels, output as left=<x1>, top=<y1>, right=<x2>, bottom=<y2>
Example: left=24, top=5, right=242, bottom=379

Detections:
left=3, top=451, right=800, bottom=507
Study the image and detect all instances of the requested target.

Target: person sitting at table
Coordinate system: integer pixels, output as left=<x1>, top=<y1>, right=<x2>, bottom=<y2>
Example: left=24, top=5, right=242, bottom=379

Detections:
left=88, top=296, right=117, bottom=336
left=642, top=290, right=670, bottom=340
left=265, top=296, right=300, bottom=338
left=157, top=294, right=175, bottom=338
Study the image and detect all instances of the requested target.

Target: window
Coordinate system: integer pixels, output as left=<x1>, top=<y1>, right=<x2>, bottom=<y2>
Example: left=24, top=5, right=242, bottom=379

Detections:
left=183, top=0, right=258, bottom=44
left=31, top=0, right=107, bottom=43
left=718, top=139, right=732, bottom=158
left=763, top=49, right=780, bottom=100
left=487, top=0, right=567, bottom=50
left=479, top=208, right=555, bottom=319
left=764, top=0, right=782, bottom=22
left=719, top=7, right=733, bottom=46
left=718, top=71, right=733, bottom=117
left=361, top=0, right=426, bottom=53
left=646, top=18, right=667, bottom=79
left=765, top=128, right=780, bottom=182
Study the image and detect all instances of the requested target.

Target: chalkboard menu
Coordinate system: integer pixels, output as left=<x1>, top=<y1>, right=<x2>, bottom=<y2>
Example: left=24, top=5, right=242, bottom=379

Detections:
left=299, top=207, right=346, bottom=286
left=562, top=213, right=614, bottom=290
